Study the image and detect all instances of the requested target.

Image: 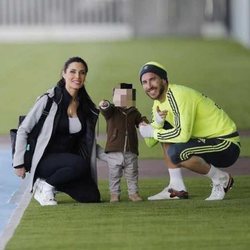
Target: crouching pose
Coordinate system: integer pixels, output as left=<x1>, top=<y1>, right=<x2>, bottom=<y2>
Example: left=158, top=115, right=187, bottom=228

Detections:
left=14, top=57, right=100, bottom=206
left=138, top=61, right=240, bottom=201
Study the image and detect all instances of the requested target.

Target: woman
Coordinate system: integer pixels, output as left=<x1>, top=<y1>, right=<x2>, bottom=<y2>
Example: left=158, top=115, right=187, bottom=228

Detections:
left=14, top=56, right=101, bottom=206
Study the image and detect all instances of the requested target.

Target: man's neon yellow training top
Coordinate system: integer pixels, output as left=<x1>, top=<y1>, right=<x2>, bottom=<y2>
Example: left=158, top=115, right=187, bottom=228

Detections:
left=145, top=83, right=240, bottom=147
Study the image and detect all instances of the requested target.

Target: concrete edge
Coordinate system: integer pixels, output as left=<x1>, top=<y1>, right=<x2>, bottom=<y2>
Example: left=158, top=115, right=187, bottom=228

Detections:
left=0, top=177, right=32, bottom=250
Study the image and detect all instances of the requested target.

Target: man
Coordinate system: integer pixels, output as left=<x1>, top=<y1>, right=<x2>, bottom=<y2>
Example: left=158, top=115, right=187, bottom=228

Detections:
left=138, top=61, right=240, bottom=201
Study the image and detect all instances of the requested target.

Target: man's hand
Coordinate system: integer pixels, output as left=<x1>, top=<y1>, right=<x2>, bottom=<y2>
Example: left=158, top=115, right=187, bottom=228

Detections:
left=155, top=106, right=168, bottom=126
left=139, top=123, right=154, bottom=138
left=15, top=167, right=26, bottom=179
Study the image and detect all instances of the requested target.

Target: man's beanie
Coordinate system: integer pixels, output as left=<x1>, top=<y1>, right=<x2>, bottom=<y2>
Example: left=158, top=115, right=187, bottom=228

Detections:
left=139, top=61, right=168, bottom=83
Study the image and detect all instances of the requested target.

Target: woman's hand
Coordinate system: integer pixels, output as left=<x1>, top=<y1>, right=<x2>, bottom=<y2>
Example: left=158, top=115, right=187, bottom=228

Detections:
left=15, top=167, right=26, bottom=179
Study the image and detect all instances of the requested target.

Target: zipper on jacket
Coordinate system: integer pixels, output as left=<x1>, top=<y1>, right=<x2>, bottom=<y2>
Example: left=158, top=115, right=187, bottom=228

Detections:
left=122, top=110, right=128, bottom=155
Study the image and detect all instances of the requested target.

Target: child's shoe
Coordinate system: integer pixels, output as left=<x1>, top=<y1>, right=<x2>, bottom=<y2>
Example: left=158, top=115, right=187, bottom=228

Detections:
left=129, top=193, right=143, bottom=202
left=110, top=193, right=120, bottom=203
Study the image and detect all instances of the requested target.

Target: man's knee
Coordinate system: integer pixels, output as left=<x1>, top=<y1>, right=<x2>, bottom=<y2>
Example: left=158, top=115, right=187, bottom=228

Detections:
left=166, top=145, right=181, bottom=164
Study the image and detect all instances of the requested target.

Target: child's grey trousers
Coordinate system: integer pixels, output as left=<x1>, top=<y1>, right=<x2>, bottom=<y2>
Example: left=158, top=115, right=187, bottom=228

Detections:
left=106, top=151, right=139, bottom=195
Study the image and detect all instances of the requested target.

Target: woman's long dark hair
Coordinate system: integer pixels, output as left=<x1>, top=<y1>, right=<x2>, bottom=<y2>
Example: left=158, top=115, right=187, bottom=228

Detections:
left=57, top=56, right=97, bottom=114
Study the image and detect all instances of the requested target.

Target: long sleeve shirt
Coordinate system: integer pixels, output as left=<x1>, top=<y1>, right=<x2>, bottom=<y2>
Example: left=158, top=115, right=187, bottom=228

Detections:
left=145, top=83, right=240, bottom=147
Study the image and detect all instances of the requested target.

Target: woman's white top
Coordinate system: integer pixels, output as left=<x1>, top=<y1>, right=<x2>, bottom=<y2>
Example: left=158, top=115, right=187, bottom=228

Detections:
left=69, top=117, right=82, bottom=134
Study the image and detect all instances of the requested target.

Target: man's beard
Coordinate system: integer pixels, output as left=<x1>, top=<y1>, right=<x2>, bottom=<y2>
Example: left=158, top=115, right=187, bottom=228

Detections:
left=146, top=84, right=165, bottom=100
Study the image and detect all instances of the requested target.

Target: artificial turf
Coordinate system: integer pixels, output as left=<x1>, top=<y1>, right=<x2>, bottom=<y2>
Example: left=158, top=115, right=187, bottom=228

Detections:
left=1, top=37, right=250, bottom=135
left=6, top=176, right=250, bottom=250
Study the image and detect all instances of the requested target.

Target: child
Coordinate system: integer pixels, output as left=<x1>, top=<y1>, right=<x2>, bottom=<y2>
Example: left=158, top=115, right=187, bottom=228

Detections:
left=98, top=83, right=148, bottom=202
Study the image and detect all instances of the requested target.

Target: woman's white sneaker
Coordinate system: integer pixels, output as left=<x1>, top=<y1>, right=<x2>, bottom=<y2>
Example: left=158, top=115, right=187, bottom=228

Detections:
left=34, top=180, right=57, bottom=206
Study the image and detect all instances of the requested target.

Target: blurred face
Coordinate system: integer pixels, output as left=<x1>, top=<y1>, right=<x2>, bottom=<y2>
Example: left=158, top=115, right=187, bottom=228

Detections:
left=113, top=88, right=136, bottom=107
left=63, top=62, right=87, bottom=92
left=141, top=72, right=167, bottom=100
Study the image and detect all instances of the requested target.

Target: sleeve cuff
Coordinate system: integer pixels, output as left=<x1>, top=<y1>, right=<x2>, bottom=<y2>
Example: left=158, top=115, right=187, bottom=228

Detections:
left=14, top=164, right=24, bottom=169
